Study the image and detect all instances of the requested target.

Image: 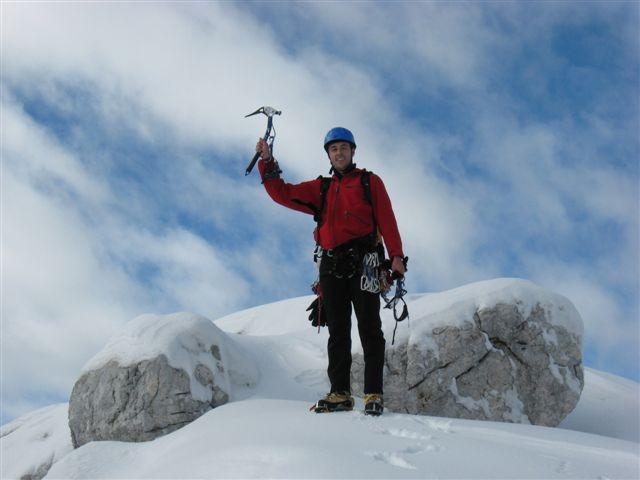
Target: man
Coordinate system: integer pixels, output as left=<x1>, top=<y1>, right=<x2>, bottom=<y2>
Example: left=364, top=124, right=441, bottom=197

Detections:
left=255, top=127, right=405, bottom=416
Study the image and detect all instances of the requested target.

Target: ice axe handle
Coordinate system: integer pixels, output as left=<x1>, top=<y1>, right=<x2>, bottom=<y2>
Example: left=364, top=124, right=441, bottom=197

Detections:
left=245, top=151, right=261, bottom=176
left=245, top=115, right=274, bottom=176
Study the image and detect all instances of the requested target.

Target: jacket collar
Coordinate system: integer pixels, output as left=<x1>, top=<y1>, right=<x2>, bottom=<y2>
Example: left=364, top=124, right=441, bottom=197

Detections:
left=331, top=162, right=358, bottom=179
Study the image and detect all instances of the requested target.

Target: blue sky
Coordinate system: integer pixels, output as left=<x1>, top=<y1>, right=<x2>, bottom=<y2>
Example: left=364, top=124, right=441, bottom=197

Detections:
left=1, top=1, right=638, bottom=424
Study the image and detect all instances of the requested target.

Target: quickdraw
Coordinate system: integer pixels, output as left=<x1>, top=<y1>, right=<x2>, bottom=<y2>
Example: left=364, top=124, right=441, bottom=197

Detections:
left=360, top=251, right=381, bottom=293
left=382, top=270, right=409, bottom=345
left=361, top=250, right=411, bottom=345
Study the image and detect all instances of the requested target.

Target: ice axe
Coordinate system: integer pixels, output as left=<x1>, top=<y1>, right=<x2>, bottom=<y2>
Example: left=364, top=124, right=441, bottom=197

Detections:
left=245, top=106, right=281, bottom=176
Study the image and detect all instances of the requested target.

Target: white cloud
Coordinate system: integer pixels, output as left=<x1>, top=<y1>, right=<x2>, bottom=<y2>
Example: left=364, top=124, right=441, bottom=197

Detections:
left=107, top=226, right=251, bottom=318
left=524, top=254, right=639, bottom=373
left=1, top=167, right=136, bottom=410
left=1, top=91, right=110, bottom=206
left=1, top=82, right=262, bottom=422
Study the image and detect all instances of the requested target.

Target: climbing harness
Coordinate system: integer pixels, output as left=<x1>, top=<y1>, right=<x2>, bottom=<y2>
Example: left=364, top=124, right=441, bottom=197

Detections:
left=245, top=106, right=281, bottom=176
left=318, top=242, right=362, bottom=279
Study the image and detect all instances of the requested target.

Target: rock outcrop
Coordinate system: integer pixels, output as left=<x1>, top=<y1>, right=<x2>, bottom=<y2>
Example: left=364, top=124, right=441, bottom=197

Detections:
left=352, top=279, right=584, bottom=426
left=68, top=313, right=258, bottom=447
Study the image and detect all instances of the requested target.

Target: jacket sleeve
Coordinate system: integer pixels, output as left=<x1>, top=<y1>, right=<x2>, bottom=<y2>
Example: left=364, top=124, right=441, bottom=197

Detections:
left=258, top=158, right=321, bottom=216
left=370, top=173, right=404, bottom=259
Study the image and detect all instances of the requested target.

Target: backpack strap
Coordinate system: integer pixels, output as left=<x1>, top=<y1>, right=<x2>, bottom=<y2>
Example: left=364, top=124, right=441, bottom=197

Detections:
left=290, top=176, right=331, bottom=223
left=317, top=176, right=332, bottom=224
left=360, top=170, right=372, bottom=204
left=360, top=170, right=376, bottom=236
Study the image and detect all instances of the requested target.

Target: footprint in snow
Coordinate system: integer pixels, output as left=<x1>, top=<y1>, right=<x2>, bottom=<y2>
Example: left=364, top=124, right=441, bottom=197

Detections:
left=540, top=454, right=572, bottom=476
left=413, top=416, right=453, bottom=433
left=375, top=426, right=433, bottom=442
left=367, top=423, right=440, bottom=470
left=370, top=451, right=417, bottom=470
left=368, top=444, right=435, bottom=470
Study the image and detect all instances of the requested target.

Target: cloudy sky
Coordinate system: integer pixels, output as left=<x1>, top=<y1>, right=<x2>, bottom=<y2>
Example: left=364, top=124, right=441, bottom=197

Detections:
left=1, top=1, right=638, bottom=424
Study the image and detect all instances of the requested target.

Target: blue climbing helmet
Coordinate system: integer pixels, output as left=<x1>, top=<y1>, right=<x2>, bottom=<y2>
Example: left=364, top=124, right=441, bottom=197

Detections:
left=324, top=127, right=356, bottom=152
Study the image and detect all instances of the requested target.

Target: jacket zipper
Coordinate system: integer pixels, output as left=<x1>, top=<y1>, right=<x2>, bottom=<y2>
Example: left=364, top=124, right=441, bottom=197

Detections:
left=330, top=182, right=340, bottom=246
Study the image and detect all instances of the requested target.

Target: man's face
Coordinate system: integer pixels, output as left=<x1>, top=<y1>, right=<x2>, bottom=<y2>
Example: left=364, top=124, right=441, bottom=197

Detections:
left=328, top=141, right=355, bottom=173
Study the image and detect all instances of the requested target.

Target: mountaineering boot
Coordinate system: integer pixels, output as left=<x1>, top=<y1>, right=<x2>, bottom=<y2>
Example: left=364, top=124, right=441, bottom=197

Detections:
left=311, top=391, right=355, bottom=413
left=364, top=394, right=384, bottom=416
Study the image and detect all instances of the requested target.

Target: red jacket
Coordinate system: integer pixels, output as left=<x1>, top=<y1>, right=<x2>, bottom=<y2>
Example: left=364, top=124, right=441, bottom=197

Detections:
left=258, top=159, right=404, bottom=259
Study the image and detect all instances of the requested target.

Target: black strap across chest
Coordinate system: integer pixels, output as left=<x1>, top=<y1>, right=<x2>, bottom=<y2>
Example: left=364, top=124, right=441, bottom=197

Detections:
left=290, top=171, right=375, bottom=240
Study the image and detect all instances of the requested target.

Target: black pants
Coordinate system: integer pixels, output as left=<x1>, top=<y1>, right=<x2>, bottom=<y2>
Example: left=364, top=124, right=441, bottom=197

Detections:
left=320, top=272, right=385, bottom=394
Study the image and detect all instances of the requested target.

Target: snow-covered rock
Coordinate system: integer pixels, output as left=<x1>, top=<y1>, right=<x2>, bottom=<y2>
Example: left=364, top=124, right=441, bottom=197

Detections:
left=68, top=313, right=258, bottom=447
left=352, top=279, right=584, bottom=426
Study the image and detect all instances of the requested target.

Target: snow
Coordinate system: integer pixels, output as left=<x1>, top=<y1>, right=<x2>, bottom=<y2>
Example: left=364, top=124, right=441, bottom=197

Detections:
left=560, top=368, right=640, bottom=443
left=1, top=278, right=638, bottom=479
left=43, top=399, right=640, bottom=480
left=0, top=404, right=73, bottom=480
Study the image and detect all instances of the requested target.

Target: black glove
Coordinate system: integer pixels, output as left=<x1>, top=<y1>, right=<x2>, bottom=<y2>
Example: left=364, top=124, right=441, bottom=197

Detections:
left=306, top=296, right=326, bottom=327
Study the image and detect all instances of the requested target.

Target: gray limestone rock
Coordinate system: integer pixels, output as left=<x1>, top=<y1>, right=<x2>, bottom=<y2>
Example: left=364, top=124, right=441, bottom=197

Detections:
left=352, top=279, right=584, bottom=426
left=68, top=355, right=222, bottom=447
left=68, top=313, right=257, bottom=447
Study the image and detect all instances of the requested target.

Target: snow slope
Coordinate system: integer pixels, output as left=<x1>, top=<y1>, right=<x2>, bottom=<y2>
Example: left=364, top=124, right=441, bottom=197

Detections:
left=2, top=280, right=639, bottom=479
left=45, top=398, right=639, bottom=480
